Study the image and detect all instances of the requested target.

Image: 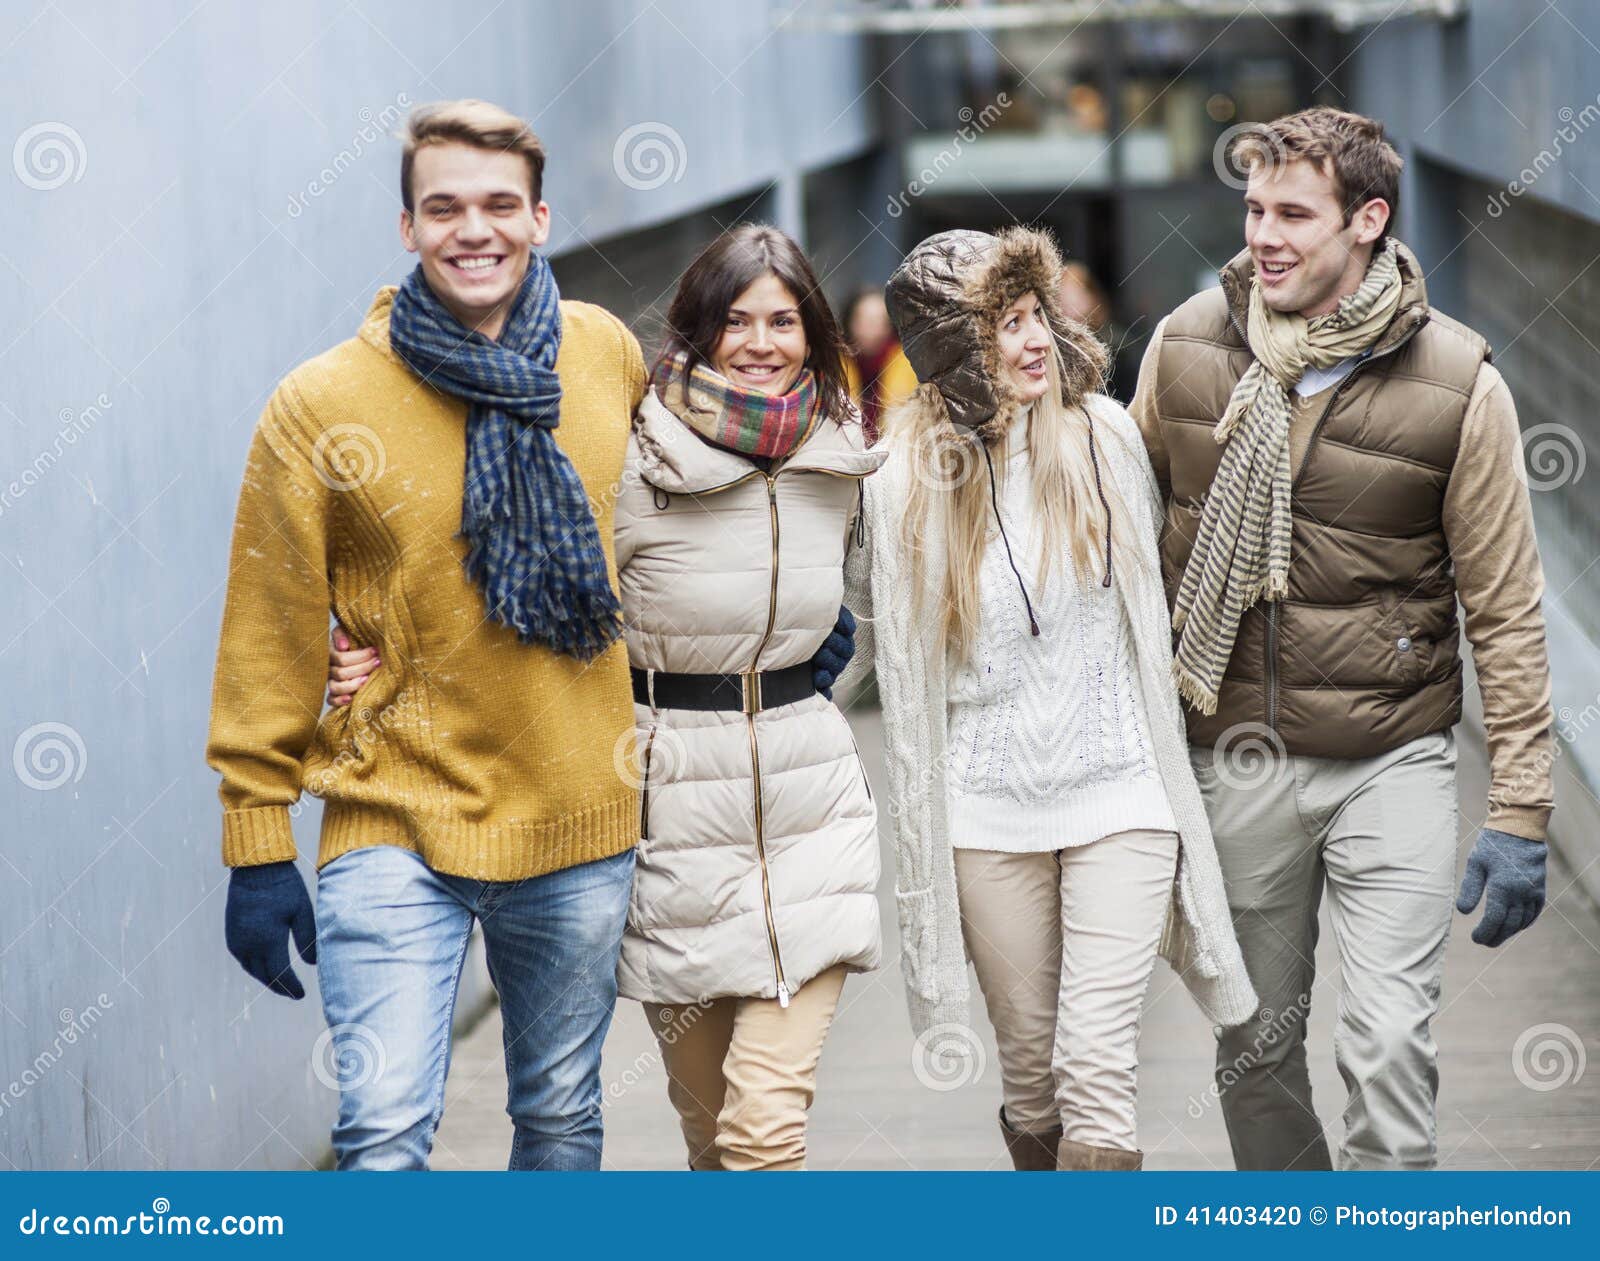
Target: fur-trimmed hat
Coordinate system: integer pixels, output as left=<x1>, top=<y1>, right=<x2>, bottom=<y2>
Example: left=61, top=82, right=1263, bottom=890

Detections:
left=884, top=226, right=1107, bottom=442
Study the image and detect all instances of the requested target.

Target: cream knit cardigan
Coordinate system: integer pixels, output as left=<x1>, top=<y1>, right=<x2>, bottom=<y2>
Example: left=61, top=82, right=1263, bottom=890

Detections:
left=838, top=393, right=1259, bottom=1037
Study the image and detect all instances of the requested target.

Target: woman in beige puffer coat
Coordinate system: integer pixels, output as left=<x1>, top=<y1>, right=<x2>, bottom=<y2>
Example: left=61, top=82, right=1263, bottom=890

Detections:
left=609, top=226, right=884, bottom=1172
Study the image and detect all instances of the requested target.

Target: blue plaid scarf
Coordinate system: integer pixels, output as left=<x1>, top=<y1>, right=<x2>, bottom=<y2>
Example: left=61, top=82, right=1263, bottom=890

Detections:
left=387, top=257, right=623, bottom=660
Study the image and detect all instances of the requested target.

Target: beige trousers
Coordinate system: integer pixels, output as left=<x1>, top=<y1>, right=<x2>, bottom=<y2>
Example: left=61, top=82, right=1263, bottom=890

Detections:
left=1191, top=729, right=1459, bottom=1170
left=643, top=965, right=847, bottom=1171
left=954, top=828, right=1179, bottom=1151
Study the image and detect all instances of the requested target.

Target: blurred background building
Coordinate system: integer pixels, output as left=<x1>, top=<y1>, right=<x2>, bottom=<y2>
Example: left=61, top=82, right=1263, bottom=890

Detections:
left=3, top=0, right=1596, bottom=1170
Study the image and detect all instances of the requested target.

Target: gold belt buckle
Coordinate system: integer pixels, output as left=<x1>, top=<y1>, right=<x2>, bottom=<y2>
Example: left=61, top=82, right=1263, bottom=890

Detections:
left=741, top=670, right=763, bottom=715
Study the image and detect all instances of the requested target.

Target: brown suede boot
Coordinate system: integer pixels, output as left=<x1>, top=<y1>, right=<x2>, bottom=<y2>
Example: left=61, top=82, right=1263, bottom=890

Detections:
left=999, top=1105, right=1062, bottom=1171
left=1056, top=1136, right=1144, bottom=1170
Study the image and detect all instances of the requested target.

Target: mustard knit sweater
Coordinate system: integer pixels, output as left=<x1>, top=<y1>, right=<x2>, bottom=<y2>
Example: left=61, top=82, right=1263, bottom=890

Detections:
left=206, top=288, right=646, bottom=881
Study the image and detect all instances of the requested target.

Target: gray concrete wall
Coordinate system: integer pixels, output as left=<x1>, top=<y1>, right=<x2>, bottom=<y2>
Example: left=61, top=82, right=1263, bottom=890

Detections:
left=0, top=0, right=881, bottom=1169
left=1348, top=2, right=1600, bottom=901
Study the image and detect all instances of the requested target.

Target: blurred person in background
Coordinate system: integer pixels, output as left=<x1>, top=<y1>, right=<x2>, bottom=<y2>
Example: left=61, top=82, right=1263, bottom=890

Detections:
left=842, top=287, right=918, bottom=445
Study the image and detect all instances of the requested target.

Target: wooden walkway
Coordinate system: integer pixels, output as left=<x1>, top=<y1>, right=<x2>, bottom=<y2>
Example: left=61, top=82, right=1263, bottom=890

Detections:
left=430, top=707, right=1600, bottom=1171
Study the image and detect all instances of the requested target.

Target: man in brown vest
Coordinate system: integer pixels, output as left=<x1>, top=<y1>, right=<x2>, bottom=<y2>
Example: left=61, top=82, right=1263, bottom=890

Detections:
left=1129, top=107, right=1555, bottom=1170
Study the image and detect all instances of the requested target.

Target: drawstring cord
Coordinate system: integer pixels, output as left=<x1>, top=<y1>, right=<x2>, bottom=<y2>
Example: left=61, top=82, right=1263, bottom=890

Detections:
left=1085, top=410, right=1113, bottom=589
left=981, top=405, right=1115, bottom=639
left=982, top=441, right=1041, bottom=637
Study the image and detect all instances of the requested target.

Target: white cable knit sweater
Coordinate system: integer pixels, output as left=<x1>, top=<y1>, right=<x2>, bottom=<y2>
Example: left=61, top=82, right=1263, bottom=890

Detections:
left=946, top=419, right=1176, bottom=851
left=838, top=393, right=1258, bottom=1037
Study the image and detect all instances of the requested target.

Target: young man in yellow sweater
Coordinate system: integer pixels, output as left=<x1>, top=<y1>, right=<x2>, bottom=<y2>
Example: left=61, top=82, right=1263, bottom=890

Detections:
left=206, top=101, right=647, bottom=1170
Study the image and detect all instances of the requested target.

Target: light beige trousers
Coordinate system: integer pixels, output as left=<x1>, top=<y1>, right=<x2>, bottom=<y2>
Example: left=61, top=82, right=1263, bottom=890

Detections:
left=955, top=828, right=1179, bottom=1151
left=643, top=965, right=847, bottom=1171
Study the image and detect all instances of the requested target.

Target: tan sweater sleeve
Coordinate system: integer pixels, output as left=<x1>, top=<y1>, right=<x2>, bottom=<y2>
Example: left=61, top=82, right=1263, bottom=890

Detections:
left=205, top=380, right=336, bottom=867
left=1444, top=362, right=1555, bottom=842
left=1126, top=317, right=1171, bottom=503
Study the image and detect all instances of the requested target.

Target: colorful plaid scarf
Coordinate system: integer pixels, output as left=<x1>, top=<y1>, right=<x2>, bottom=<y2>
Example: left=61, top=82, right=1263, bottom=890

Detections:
left=388, top=256, right=623, bottom=661
left=653, top=351, right=824, bottom=460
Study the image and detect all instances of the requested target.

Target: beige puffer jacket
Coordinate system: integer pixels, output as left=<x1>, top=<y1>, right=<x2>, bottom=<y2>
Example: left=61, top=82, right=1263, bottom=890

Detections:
left=613, top=388, right=887, bottom=1006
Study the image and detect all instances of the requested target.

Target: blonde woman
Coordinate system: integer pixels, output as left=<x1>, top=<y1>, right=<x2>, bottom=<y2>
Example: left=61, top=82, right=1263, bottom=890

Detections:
left=837, top=228, right=1257, bottom=1170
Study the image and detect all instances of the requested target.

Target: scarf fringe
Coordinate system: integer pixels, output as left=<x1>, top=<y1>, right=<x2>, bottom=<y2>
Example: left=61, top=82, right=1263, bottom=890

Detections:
left=1172, top=659, right=1220, bottom=716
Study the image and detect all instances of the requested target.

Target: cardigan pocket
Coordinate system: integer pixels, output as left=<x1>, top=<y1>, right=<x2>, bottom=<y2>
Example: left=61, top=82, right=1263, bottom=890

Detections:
left=895, top=886, right=940, bottom=1002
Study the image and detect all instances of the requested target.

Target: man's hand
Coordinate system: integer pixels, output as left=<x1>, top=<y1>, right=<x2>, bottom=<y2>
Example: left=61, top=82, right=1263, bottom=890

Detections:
left=811, top=605, right=857, bottom=700
left=1455, top=827, right=1547, bottom=947
left=225, top=861, right=318, bottom=998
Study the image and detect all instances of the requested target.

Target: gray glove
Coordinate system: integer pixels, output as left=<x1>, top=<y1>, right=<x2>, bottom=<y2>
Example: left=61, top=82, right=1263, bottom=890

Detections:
left=1455, top=827, right=1546, bottom=947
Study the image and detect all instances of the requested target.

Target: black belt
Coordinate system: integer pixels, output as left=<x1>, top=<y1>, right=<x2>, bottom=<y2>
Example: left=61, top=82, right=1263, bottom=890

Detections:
left=631, top=664, right=816, bottom=715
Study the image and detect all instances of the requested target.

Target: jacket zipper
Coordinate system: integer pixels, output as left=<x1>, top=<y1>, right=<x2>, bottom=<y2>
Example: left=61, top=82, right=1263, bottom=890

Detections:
left=656, top=458, right=873, bottom=1010
left=749, top=472, right=790, bottom=1007
left=1223, top=304, right=1416, bottom=732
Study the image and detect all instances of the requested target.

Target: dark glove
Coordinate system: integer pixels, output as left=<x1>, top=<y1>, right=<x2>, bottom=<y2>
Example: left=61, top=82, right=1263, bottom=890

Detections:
left=811, top=605, right=858, bottom=700
left=226, top=861, right=318, bottom=999
left=1455, top=828, right=1547, bottom=947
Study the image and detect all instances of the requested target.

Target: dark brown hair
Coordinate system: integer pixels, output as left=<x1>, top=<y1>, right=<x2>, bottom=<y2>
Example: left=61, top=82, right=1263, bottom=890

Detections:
left=1235, top=106, right=1403, bottom=240
left=399, top=99, right=546, bottom=213
left=655, top=224, right=853, bottom=423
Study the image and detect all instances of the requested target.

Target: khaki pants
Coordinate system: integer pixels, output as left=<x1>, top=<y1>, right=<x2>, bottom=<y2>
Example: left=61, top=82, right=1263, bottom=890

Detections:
left=954, top=828, right=1179, bottom=1151
left=644, top=965, right=847, bottom=1171
left=1190, top=729, right=1458, bottom=1170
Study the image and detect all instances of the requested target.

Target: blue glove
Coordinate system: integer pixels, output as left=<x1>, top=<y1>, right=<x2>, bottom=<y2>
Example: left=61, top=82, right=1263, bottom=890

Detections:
left=226, top=861, right=318, bottom=999
left=811, top=605, right=858, bottom=700
left=1455, top=828, right=1546, bottom=947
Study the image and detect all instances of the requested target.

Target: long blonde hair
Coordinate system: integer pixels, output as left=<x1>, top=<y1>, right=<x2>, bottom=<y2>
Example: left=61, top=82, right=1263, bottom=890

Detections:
left=890, top=338, right=1144, bottom=665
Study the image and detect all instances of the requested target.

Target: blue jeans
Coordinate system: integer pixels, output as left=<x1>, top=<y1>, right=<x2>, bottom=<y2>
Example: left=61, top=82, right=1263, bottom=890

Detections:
left=315, top=844, right=634, bottom=1171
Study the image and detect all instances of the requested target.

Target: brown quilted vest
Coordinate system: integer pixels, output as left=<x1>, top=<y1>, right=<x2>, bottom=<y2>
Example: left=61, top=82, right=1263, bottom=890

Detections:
left=1152, top=243, right=1490, bottom=758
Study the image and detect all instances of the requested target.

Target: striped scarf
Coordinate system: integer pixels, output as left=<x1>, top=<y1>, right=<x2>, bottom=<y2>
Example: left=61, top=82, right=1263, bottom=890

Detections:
left=388, top=257, right=622, bottom=661
left=653, top=351, right=823, bottom=460
left=1171, top=238, right=1403, bottom=715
